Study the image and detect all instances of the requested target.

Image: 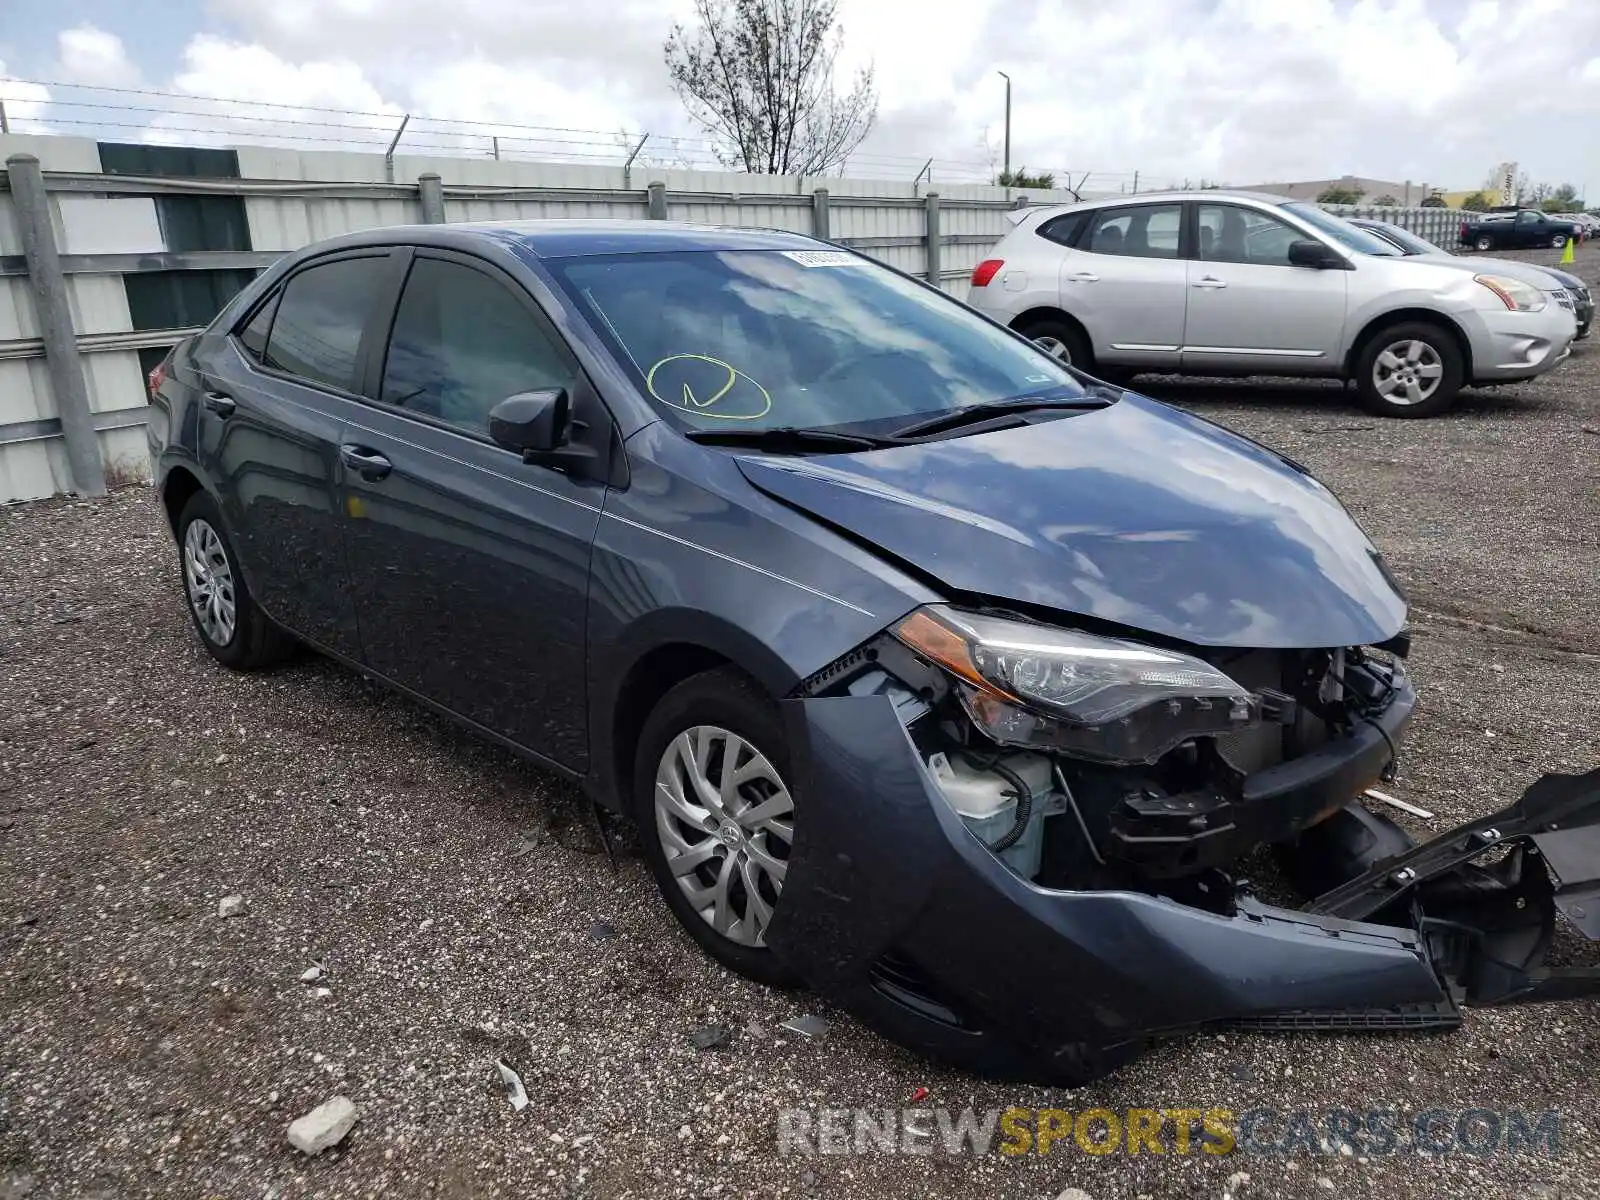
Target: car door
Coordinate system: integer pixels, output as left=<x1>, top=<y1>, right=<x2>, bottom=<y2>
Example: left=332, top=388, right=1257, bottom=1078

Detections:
left=1181, top=202, right=1348, bottom=374
left=337, top=248, right=605, bottom=770
left=1060, top=201, right=1187, bottom=368
left=193, top=251, right=395, bottom=658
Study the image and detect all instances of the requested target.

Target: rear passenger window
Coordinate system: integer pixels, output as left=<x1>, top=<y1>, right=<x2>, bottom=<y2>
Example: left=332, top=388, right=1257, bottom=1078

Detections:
left=263, top=256, right=388, bottom=391
left=380, top=257, right=574, bottom=435
left=1082, top=204, right=1182, bottom=259
left=236, top=291, right=279, bottom=363
left=1036, top=213, right=1086, bottom=247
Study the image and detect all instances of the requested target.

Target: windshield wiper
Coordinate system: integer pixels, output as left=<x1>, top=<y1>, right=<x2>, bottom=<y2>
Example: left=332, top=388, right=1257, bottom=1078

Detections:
left=683, top=425, right=896, bottom=453
left=889, top=391, right=1112, bottom=440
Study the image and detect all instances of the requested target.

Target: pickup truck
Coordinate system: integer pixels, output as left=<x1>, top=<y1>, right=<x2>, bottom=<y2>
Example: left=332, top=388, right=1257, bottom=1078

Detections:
left=1459, top=208, right=1582, bottom=251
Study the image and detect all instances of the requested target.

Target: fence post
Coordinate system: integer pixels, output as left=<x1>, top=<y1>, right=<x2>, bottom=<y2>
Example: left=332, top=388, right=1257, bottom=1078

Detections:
left=924, top=192, right=942, bottom=285
left=647, top=182, right=668, bottom=220
left=418, top=172, right=446, bottom=224
left=6, top=154, right=105, bottom=497
left=811, top=188, right=830, bottom=240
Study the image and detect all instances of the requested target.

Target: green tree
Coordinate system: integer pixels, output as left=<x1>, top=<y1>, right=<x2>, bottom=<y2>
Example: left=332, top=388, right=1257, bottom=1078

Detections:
left=1371, top=194, right=1398, bottom=206
left=1460, top=191, right=1490, bottom=212
left=665, top=0, right=878, bottom=175
left=1316, top=184, right=1365, bottom=205
left=997, top=166, right=1055, bottom=189
left=1418, top=191, right=1446, bottom=208
left=1541, top=182, right=1582, bottom=213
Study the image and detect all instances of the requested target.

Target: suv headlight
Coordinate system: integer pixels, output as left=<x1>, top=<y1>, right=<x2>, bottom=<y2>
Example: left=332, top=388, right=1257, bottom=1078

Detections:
left=1475, top=274, right=1547, bottom=312
left=894, top=606, right=1259, bottom=765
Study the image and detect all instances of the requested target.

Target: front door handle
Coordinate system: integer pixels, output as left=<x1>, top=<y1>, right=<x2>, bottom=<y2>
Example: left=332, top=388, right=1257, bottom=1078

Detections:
left=339, top=444, right=393, bottom=481
left=202, top=391, right=236, bottom=417
left=1064, top=271, right=1100, bottom=283
left=1192, top=276, right=1228, bottom=289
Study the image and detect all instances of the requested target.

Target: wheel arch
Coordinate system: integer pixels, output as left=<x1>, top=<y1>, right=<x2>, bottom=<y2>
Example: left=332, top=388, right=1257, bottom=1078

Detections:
left=1344, top=308, right=1473, bottom=380
left=591, top=613, right=801, bottom=815
left=1007, top=305, right=1089, bottom=342
left=160, top=464, right=207, bottom=534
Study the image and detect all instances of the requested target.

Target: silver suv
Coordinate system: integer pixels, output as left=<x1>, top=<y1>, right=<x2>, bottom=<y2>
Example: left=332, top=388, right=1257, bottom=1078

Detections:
left=967, top=190, right=1576, bottom=417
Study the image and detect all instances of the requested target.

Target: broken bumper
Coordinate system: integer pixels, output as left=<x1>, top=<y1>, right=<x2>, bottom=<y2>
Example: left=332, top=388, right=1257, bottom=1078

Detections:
left=767, top=693, right=1600, bottom=1084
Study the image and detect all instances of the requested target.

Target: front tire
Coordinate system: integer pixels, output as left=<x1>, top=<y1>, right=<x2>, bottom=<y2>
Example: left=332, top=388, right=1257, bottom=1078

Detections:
left=1353, top=321, right=1464, bottom=418
left=175, top=491, right=294, bottom=669
left=634, top=668, right=801, bottom=988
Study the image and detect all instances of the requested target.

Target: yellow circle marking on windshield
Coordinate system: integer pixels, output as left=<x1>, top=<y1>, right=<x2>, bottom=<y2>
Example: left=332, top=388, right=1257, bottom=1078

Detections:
left=646, top=354, right=772, bottom=421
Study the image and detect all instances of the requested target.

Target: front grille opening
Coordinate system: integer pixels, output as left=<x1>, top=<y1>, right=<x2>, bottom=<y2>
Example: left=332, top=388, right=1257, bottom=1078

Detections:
left=870, top=951, right=975, bottom=1029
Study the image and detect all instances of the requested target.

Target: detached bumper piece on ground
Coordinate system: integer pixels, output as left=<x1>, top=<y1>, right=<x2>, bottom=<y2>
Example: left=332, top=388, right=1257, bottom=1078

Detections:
left=768, top=646, right=1600, bottom=1085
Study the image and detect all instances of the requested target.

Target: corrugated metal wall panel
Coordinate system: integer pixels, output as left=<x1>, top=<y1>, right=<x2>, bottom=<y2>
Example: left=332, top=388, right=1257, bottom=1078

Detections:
left=83, top=351, right=148, bottom=416
left=67, top=277, right=134, bottom=337
left=0, top=438, right=66, bottom=502
left=0, top=277, right=35, bottom=341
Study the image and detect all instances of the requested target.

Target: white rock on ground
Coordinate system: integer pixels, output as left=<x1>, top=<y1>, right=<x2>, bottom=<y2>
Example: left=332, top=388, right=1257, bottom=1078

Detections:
left=217, top=894, right=247, bottom=919
left=287, top=1096, right=358, bottom=1155
left=1056, top=1189, right=1096, bottom=1200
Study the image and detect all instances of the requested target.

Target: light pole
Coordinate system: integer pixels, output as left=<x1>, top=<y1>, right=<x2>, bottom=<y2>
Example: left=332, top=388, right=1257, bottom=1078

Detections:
left=997, top=71, right=1011, bottom=181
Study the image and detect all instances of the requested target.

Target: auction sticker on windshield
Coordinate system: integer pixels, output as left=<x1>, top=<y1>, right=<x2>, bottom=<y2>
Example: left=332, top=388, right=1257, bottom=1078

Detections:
left=782, top=250, right=864, bottom=268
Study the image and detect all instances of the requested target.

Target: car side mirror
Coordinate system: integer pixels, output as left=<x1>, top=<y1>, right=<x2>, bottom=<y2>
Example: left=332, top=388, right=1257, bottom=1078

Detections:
left=489, top=387, right=604, bottom=480
left=1288, top=239, right=1347, bottom=270
left=489, top=389, right=569, bottom=456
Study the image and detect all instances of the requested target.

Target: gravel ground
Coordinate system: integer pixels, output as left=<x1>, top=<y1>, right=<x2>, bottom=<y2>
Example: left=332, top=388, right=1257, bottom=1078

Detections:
left=4, top=246, right=1599, bottom=1200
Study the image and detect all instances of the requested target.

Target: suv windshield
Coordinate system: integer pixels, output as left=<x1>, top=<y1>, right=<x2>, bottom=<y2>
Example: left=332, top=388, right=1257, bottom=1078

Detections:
left=1281, top=202, right=1401, bottom=256
left=550, top=250, right=1088, bottom=432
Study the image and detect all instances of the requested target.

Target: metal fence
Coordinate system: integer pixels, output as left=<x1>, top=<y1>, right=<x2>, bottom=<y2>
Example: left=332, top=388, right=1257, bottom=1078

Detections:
left=0, top=132, right=1091, bottom=502
left=1321, top=203, right=1462, bottom=248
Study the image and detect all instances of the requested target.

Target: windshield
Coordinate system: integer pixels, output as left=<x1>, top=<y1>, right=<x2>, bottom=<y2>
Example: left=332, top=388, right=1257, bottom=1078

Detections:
left=1358, top=221, right=1437, bottom=256
left=550, top=250, right=1087, bottom=433
left=1281, top=202, right=1401, bottom=256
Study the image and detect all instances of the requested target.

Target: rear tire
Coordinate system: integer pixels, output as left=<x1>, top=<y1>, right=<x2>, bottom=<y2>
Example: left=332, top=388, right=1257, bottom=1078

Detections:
left=1016, top=315, right=1093, bottom=371
left=175, top=491, right=295, bottom=669
left=1474, top=235, right=1493, bottom=251
left=1353, top=321, right=1464, bottom=418
left=1552, top=233, right=1568, bottom=249
left=634, top=667, right=802, bottom=989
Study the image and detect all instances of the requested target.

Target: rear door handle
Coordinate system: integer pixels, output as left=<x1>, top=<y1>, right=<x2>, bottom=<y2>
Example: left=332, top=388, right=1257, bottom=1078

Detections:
left=339, top=444, right=393, bottom=481
left=202, top=391, right=236, bottom=417
left=1192, top=276, right=1228, bottom=289
left=1064, top=272, right=1100, bottom=283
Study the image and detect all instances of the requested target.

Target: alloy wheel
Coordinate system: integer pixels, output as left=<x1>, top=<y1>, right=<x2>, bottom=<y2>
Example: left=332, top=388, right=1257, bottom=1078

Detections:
left=1034, top=336, right=1071, bottom=363
left=183, top=518, right=237, bottom=645
left=1372, top=339, right=1444, bottom=407
left=653, top=725, right=794, bottom=948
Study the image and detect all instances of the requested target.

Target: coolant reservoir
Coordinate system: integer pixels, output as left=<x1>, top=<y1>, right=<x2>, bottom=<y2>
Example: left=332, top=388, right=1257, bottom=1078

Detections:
left=927, top=751, right=1057, bottom=879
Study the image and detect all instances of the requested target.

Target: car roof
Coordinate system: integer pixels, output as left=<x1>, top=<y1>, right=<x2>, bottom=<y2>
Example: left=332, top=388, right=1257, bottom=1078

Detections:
left=1005, top=189, right=1314, bottom=226
left=292, top=219, right=826, bottom=260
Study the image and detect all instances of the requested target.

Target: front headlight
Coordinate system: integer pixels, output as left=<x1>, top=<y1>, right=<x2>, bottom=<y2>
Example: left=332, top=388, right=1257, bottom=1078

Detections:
left=1475, top=274, right=1547, bottom=312
left=894, top=606, right=1259, bottom=765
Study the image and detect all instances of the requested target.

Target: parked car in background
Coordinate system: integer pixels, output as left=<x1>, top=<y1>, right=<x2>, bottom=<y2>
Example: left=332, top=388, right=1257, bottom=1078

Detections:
left=145, top=220, right=1600, bottom=1084
left=967, top=190, right=1576, bottom=417
left=1459, top=209, right=1582, bottom=251
left=1350, top=217, right=1591, bottom=339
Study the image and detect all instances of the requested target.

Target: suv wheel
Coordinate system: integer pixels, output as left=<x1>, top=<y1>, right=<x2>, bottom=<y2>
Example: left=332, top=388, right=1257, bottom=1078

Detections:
left=1552, top=233, right=1569, bottom=249
left=635, top=668, right=801, bottom=988
left=1474, top=235, right=1494, bottom=251
left=175, top=491, right=294, bottom=669
left=1354, top=322, right=1464, bottom=418
left=1016, top=316, right=1092, bottom=370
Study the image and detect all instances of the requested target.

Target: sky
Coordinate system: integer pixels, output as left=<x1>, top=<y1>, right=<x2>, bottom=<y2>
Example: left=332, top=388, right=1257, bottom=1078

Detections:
left=2, top=0, right=1599, bottom=191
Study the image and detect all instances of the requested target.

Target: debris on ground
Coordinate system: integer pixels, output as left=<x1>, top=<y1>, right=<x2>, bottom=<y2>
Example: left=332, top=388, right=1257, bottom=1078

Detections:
left=495, top=1060, right=529, bottom=1112
left=286, top=1096, right=358, bottom=1155
left=779, top=1014, right=829, bottom=1039
left=216, top=894, right=247, bottom=919
left=587, top=920, right=616, bottom=941
left=689, top=1023, right=732, bottom=1050
left=300, top=964, right=324, bottom=983
left=1054, top=1188, right=1095, bottom=1200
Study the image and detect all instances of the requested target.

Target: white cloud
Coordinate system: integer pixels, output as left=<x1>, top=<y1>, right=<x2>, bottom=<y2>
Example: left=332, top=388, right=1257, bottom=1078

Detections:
left=11, top=1, right=1600, bottom=189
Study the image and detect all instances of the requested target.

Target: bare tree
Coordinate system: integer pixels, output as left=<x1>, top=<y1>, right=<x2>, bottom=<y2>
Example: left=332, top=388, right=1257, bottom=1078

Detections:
left=665, top=0, right=877, bottom=175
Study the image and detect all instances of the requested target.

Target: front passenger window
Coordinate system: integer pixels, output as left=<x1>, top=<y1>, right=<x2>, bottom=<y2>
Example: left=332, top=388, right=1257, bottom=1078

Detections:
left=381, top=257, right=575, bottom=435
left=1197, top=204, right=1302, bottom=267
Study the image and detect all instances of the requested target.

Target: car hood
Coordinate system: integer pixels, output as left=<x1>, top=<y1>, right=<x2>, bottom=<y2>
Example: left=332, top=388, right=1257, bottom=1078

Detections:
left=736, top=393, right=1407, bottom=649
left=1420, top=251, right=1574, bottom=289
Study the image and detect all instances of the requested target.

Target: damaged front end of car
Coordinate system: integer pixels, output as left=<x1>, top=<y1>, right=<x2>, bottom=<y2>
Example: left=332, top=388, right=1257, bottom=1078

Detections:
left=764, top=604, right=1600, bottom=1085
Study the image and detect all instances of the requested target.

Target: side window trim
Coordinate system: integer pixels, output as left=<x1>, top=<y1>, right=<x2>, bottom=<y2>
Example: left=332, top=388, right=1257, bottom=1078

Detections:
left=361, top=247, right=597, bottom=452
left=230, top=286, right=281, bottom=363
left=236, top=248, right=398, bottom=399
